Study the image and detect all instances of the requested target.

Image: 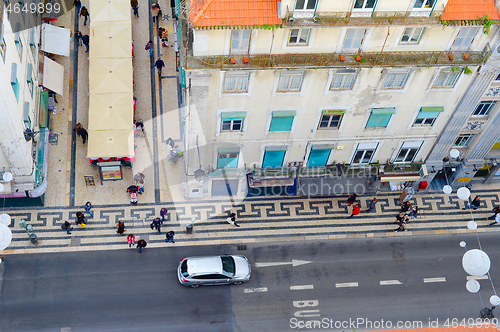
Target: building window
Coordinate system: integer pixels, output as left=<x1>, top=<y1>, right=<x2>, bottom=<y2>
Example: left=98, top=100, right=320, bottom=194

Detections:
left=277, top=71, right=304, bottom=92
left=11, top=63, right=19, bottom=102
left=433, top=69, right=461, bottom=88
left=29, top=27, right=36, bottom=56
left=217, top=148, right=239, bottom=169
left=0, top=38, right=5, bottom=63
left=394, top=141, right=422, bottom=163
left=295, top=0, right=317, bottom=10
left=413, top=106, right=443, bottom=126
left=26, top=63, right=34, bottom=96
left=413, top=0, right=435, bottom=8
left=472, top=101, right=497, bottom=116
left=224, top=72, right=250, bottom=93
left=262, top=148, right=286, bottom=168
left=231, top=30, right=250, bottom=55
left=308, top=147, right=333, bottom=167
left=23, top=102, right=31, bottom=128
left=288, top=29, right=310, bottom=46
left=366, top=108, right=395, bottom=128
left=382, top=70, right=410, bottom=89
left=318, top=110, right=345, bottom=129
left=343, top=28, right=366, bottom=51
left=269, top=111, right=296, bottom=132
left=400, top=27, right=424, bottom=44
left=354, top=0, right=375, bottom=9
left=454, top=134, right=475, bottom=147
left=451, top=27, right=478, bottom=51
left=14, top=23, right=23, bottom=60
left=495, top=73, right=500, bottom=81
left=352, top=142, right=378, bottom=164
left=220, top=112, right=245, bottom=132
left=330, top=69, right=357, bottom=90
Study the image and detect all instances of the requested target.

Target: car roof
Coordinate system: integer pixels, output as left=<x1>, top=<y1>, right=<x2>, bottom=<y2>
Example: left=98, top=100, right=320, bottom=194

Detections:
left=187, top=256, right=223, bottom=275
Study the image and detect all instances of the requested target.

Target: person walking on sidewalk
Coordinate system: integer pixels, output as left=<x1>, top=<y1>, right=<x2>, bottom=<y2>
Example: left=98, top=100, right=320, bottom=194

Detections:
left=131, top=0, right=139, bottom=17
left=366, top=198, right=377, bottom=212
left=394, top=217, right=408, bottom=232
left=82, top=33, right=90, bottom=53
left=400, top=201, right=411, bottom=213
left=136, top=239, right=147, bottom=254
left=488, top=212, right=500, bottom=226
left=73, top=0, right=81, bottom=14
left=76, top=212, right=86, bottom=227
left=226, top=213, right=240, bottom=227
left=407, top=205, right=419, bottom=219
left=488, top=206, right=500, bottom=220
left=117, top=220, right=126, bottom=235
left=84, top=201, right=94, bottom=218
left=145, top=40, right=153, bottom=57
left=151, top=4, right=160, bottom=23
left=165, top=230, right=175, bottom=243
left=463, top=196, right=481, bottom=210
left=61, top=221, right=73, bottom=234
left=80, top=6, right=90, bottom=26
left=74, top=31, right=83, bottom=46
left=160, top=208, right=168, bottom=221
left=347, top=194, right=357, bottom=206
left=155, top=57, right=165, bottom=77
left=77, top=126, right=88, bottom=143
left=395, top=211, right=406, bottom=224
left=153, top=217, right=163, bottom=234
left=134, top=172, right=145, bottom=194
left=127, top=234, right=135, bottom=247
left=348, top=204, right=361, bottom=218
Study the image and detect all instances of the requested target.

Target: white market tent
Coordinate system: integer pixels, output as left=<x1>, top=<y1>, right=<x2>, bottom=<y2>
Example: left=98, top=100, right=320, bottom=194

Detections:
left=87, top=0, right=134, bottom=158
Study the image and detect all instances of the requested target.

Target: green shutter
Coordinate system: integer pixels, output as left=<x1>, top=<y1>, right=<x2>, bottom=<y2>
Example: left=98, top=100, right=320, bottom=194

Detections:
left=269, top=116, right=294, bottom=131
left=262, top=150, right=286, bottom=168
left=371, top=108, right=396, bottom=115
left=218, top=147, right=240, bottom=153
left=308, top=148, right=331, bottom=167
left=420, top=106, right=444, bottom=113
left=366, top=113, right=392, bottom=127
left=272, top=110, right=296, bottom=117
left=221, top=111, right=245, bottom=121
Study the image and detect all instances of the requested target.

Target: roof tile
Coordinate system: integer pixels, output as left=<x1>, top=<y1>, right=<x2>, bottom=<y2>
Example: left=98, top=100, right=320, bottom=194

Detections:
left=441, top=0, right=499, bottom=20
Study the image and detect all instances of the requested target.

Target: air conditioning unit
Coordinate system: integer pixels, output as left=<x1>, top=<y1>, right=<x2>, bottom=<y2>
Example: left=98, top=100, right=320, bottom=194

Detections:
left=10, top=63, right=17, bottom=84
left=419, top=164, right=428, bottom=178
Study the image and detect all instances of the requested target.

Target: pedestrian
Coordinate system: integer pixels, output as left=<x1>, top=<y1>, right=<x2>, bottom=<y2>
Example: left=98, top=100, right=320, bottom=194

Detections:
left=394, top=217, right=408, bottom=232
left=145, top=40, right=153, bottom=57
left=116, top=220, right=126, bottom=235
left=80, top=6, right=89, bottom=26
left=488, top=206, right=500, bottom=220
left=136, top=239, right=147, bottom=254
left=407, top=205, right=418, bottom=219
left=74, top=30, right=83, bottom=46
left=130, top=192, right=138, bottom=204
left=366, top=198, right=377, bottom=212
left=400, top=201, right=411, bottom=213
left=488, top=212, right=500, bottom=226
left=134, top=172, right=145, bottom=194
left=155, top=57, right=165, bottom=77
left=151, top=4, right=160, bottom=23
left=84, top=201, right=94, bottom=218
left=160, top=207, right=168, bottom=221
left=153, top=217, right=163, bottom=234
left=132, top=2, right=139, bottom=17
left=348, top=203, right=360, bottom=218
left=127, top=234, right=135, bottom=247
left=82, top=33, right=90, bottom=53
left=73, top=0, right=81, bottom=14
left=395, top=211, right=405, bottom=224
left=76, top=211, right=86, bottom=227
left=61, top=221, right=73, bottom=234
left=226, top=212, right=240, bottom=227
left=463, top=196, right=481, bottom=210
left=347, top=193, right=357, bottom=206
left=165, top=230, right=175, bottom=243
left=77, top=126, right=88, bottom=143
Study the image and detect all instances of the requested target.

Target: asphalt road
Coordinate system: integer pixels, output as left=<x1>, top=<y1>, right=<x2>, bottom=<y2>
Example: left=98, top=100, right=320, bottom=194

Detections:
left=0, top=233, right=498, bottom=332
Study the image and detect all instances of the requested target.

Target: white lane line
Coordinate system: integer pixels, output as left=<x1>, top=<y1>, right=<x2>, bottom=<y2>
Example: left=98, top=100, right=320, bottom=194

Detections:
left=380, top=280, right=402, bottom=285
left=244, top=287, right=268, bottom=293
left=290, top=285, right=314, bottom=290
left=467, top=275, right=489, bottom=280
left=335, top=282, right=359, bottom=288
left=424, top=277, right=446, bottom=283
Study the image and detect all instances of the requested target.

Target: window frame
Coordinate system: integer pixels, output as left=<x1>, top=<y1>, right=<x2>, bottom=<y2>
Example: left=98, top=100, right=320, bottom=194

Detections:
left=412, top=107, right=444, bottom=127
left=269, top=111, right=296, bottom=132
left=365, top=108, right=395, bottom=128
left=382, top=70, right=411, bottom=90
left=223, top=71, right=250, bottom=94
left=0, top=37, right=5, bottom=63
left=26, top=63, right=34, bottom=96
left=393, top=141, right=422, bottom=163
left=217, top=149, right=240, bottom=169
left=454, top=134, right=475, bottom=147
left=351, top=142, right=378, bottom=165
left=400, top=27, right=424, bottom=44
left=230, top=29, right=251, bottom=55
left=342, top=28, right=366, bottom=51
left=277, top=71, right=305, bottom=93
left=221, top=119, right=243, bottom=132
left=451, top=27, right=478, bottom=51
left=413, top=0, right=435, bottom=9
left=432, top=69, right=461, bottom=89
left=288, top=28, right=311, bottom=46
left=472, top=101, right=497, bottom=117
left=294, top=0, right=317, bottom=10
left=318, top=110, right=345, bottom=129
left=330, top=69, right=357, bottom=90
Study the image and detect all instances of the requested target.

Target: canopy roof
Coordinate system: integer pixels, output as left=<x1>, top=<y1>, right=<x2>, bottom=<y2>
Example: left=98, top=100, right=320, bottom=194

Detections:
left=89, top=22, right=132, bottom=59
left=88, top=58, right=133, bottom=93
left=89, top=0, right=131, bottom=23
left=87, top=129, right=134, bottom=158
left=88, top=93, right=133, bottom=131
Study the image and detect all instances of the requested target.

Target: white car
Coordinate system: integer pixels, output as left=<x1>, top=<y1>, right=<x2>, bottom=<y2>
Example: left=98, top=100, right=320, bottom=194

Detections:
left=178, top=255, right=251, bottom=288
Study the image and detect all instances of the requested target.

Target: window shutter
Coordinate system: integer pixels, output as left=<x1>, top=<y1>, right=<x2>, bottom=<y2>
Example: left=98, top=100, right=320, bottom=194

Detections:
left=262, top=150, right=286, bottom=168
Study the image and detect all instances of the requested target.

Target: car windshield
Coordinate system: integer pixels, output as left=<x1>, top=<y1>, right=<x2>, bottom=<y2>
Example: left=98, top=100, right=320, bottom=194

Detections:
left=221, top=256, right=235, bottom=276
left=181, top=259, right=189, bottom=277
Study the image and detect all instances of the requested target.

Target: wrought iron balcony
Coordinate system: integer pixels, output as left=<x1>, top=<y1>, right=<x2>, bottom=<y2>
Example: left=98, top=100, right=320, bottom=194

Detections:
left=208, top=168, right=246, bottom=178
left=285, top=8, right=443, bottom=27
left=186, top=45, right=491, bottom=70
left=381, top=162, right=423, bottom=174
left=252, top=167, right=292, bottom=178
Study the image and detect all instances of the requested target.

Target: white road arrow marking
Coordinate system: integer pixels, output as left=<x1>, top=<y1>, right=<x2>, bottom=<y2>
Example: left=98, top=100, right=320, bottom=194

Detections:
left=255, top=260, right=312, bottom=268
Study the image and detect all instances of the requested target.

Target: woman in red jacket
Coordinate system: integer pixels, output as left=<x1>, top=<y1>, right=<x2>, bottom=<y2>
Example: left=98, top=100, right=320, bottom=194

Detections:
left=349, top=204, right=361, bottom=218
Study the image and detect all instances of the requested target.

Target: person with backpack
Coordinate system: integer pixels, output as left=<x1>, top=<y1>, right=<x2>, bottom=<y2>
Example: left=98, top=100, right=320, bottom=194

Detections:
left=366, top=198, right=377, bottom=212
left=117, top=220, right=126, bottom=235
left=165, top=230, right=175, bottom=243
left=61, top=221, right=73, bottom=234
left=488, top=206, right=500, bottom=220
left=226, top=212, right=240, bottom=227
left=136, top=239, right=147, bottom=254
left=84, top=201, right=94, bottom=218
left=145, top=40, right=153, bottom=57
left=153, top=217, right=163, bottom=234
left=80, top=6, right=89, bottom=25
left=82, top=33, right=90, bottom=53
left=463, top=196, right=481, bottom=210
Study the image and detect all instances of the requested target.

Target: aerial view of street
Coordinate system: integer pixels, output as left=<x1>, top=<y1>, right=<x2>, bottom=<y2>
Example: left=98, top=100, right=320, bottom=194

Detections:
left=1, top=0, right=500, bottom=331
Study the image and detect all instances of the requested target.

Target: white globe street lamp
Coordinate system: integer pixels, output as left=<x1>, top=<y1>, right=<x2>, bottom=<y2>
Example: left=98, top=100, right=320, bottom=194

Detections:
left=457, top=187, right=471, bottom=200
left=466, top=280, right=481, bottom=293
left=462, top=249, right=491, bottom=276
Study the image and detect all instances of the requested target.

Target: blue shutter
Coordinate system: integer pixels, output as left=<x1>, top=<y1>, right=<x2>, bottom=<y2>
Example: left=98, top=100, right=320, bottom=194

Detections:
left=217, top=157, right=238, bottom=169
left=262, top=150, right=286, bottom=168
left=307, top=148, right=331, bottom=167
left=269, top=117, right=294, bottom=131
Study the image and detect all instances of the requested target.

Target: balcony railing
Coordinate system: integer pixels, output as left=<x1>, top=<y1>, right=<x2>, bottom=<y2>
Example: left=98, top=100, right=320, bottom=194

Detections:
left=381, top=162, right=423, bottom=174
left=285, top=9, right=443, bottom=27
left=186, top=45, right=491, bottom=70
left=252, top=167, right=292, bottom=178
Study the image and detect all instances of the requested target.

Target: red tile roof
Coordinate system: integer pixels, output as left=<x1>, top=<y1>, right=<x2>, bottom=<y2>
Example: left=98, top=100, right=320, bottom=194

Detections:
left=189, top=0, right=282, bottom=28
left=441, top=0, right=499, bottom=21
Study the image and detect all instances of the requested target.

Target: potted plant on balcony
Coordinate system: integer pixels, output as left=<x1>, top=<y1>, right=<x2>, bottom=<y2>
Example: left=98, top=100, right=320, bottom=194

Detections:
left=463, top=53, right=469, bottom=60
left=448, top=53, right=454, bottom=60
left=313, top=16, right=320, bottom=23
left=339, top=55, right=345, bottom=62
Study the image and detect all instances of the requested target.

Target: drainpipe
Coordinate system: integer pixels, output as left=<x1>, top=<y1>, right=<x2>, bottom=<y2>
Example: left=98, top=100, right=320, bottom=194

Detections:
left=377, top=26, right=390, bottom=64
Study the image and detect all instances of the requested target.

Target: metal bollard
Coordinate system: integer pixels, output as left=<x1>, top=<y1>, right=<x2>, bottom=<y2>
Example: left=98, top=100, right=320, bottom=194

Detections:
left=29, top=233, right=38, bottom=245
left=186, top=223, right=193, bottom=234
